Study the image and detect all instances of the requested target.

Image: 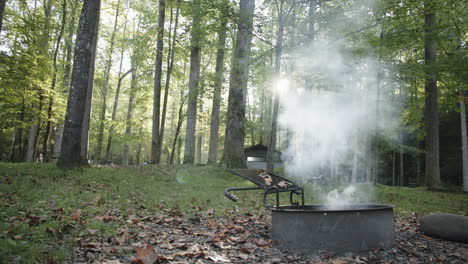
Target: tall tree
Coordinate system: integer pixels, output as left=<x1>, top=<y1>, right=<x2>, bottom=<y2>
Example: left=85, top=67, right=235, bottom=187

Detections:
left=59, top=0, right=101, bottom=168
left=123, top=49, right=138, bottom=166
left=460, top=90, right=468, bottom=192
left=183, top=0, right=202, bottom=164
left=266, top=0, right=289, bottom=172
left=51, top=0, right=79, bottom=161
left=423, top=0, right=440, bottom=188
left=0, top=0, right=7, bottom=33
left=159, top=0, right=181, bottom=163
left=42, top=0, right=67, bottom=162
left=208, top=8, right=228, bottom=164
left=150, top=0, right=166, bottom=164
left=96, top=0, right=122, bottom=162
left=222, top=0, right=255, bottom=168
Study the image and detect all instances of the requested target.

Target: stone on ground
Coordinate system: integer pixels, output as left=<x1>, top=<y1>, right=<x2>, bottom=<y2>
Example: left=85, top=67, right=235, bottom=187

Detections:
left=420, top=213, right=468, bottom=243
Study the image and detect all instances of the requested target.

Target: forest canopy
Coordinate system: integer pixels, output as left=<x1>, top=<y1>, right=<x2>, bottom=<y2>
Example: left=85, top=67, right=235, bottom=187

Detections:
left=0, top=0, right=466, bottom=190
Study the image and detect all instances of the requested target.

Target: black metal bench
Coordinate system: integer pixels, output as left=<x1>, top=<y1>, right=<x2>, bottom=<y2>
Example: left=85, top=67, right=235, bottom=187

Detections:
left=224, top=169, right=304, bottom=208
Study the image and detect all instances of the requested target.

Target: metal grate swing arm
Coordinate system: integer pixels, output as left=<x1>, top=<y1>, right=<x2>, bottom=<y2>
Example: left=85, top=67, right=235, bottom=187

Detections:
left=224, top=169, right=305, bottom=208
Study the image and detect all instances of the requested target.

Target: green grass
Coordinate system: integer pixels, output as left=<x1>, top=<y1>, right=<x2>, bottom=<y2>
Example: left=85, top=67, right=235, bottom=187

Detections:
left=0, top=163, right=467, bottom=263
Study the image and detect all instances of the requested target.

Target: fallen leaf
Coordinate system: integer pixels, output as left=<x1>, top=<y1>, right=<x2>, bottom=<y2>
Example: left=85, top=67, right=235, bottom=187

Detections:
left=137, top=223, right=150, bottom=229
left=70, top=209, right=82, bottom=221
left=276, top=180, right=289, bottom=188
left=256, top=239, right=269, bottom=246
left=116, top=229, right=133, bottom=245
left=206, top=251, right=230, bottom=262
left=132, top=245, right=158, bottom=264
left=88, top=229, right=99, bottom=235
left=237, top=253, right=249, bottom=260
left=94, top=215, right=118, bottom=221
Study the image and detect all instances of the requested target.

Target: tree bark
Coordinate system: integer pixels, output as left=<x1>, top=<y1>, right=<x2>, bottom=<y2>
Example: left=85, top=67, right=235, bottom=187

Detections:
left=266, top=0, right=285, bottom=172
left=123, top=55, right=138, bottom=166
left=424, top=1, right=440, bottom=188
left=183, top=0, right=202, bottom=164
left=460, top=90, right=468, bottom=192
left=222, top=0, right=255, bottom=169
left=159, top=0, right=180, bottom=163
left=150, top=0, right=166, bottom=164
left=43, top=0, right=67, bottom=162
left=105, top=18, right=129, bottom=162
left=208, top=15, right=227, bottom=164
left=170, top=92, right=186, bottom=165
left=0, top=0, right=6, bottom=32
left=51, top=1, right=78, bottom=161
left=59, top=0, right=101, bottom=169
left=96, top=0, right=121, bottom=162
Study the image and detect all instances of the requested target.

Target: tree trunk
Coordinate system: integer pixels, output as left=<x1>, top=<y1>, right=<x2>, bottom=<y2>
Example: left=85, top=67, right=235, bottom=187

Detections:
left=208, top=15, right=227, bottom=164
left=105, top=19, right=129, bottom=162
left=106, top=68, right=131, bottom=161
left=266, top=0, right=285, bottom=172
left=183, top=0, right=202, bottom=164
left=222, top=0, right=255, bottom=169
left=424, top=1, right=440, bottom=188
left=136, top=127, right=143, bottom=165
left=26, top=121, right=37, bottom=162
left=96, top=0, right=121, bottom=162
left=460, top=90, right=468, bottom=192
left=59, top=0, right=101, bottom=169
left=51, top=124, right=63, bottom=160
left=196, top=133, right=202, bottom=164
left=159, top=0, right=180, bottom=163
left=51, top=2, right=78, bottom=161
left=170, top=92, right=186, bottom=165
left=0, top=0, right=6, bottom=32
left=43, top=0, right=67, bottom=162
left=123, top=55, right=138, bottom=166
left=150, top=0, right=166, bottom=164
left=392, top=151, right=396, bottom=186
left=400, top=143, right=404, bottom=186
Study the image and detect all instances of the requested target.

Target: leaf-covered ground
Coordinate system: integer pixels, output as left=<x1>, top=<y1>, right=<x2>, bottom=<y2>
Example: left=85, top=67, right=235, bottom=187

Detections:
left=0, top=163, right=467, bottom=263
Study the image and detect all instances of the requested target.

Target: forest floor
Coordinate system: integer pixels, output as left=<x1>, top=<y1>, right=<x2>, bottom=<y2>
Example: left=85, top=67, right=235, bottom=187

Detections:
left=0, top=163, right=467, bottom=263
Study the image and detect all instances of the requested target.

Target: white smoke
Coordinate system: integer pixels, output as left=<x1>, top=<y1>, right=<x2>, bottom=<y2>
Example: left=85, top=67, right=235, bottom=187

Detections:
left=274, top=1, right=401, bottom=205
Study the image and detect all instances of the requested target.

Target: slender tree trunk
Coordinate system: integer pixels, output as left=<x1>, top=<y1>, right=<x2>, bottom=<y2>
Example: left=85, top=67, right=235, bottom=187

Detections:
left=105, top=18, right=129, bottom=161
left=170, top=93, right=186, bottom=165
left=59, top=0, right=101, bottom=168
left=222, top=0, right=255, bottom=169
left=106, top=69, right=131, bottom=160
left=266, top=0, right=285, bottom=172
left=183, top=0, right=202, bottom=164
left=151, top=0, right=166, bottom=164
left=460, top=90, right=468, bottom=192
left=159, top=0, right=180, bottom=162
left=0, top=0, right=7, bottom=32
left=51, top=2, right=78, bottom=161
left=123, top=56, right=138, bottom=166
left=196, top=133, right=202, bottom=164
left=136, top=127, right=143, bottom=165
left=424, top=1, right=440, bottom=188
left=96, top=0, right=121, bottom=162
left=208, top=16, right=227, bottom=164
left=26, top=121, right=37, bottom=162
left=400, top=142, right=404, bottom=186
left=43, top=0, right=67, bottom=162
left=392, top=151, right=396, bottom=186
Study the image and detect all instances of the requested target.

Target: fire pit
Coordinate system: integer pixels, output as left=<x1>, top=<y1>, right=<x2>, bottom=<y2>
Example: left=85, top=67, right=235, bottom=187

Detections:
left=225, top=170, right=395, bottom=254
left=272, top=204, right=395, bottom=253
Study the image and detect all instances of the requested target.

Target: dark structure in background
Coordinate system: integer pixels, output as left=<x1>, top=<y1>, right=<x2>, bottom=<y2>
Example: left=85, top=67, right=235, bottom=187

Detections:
left=244, top=144, right=282, bottom=169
